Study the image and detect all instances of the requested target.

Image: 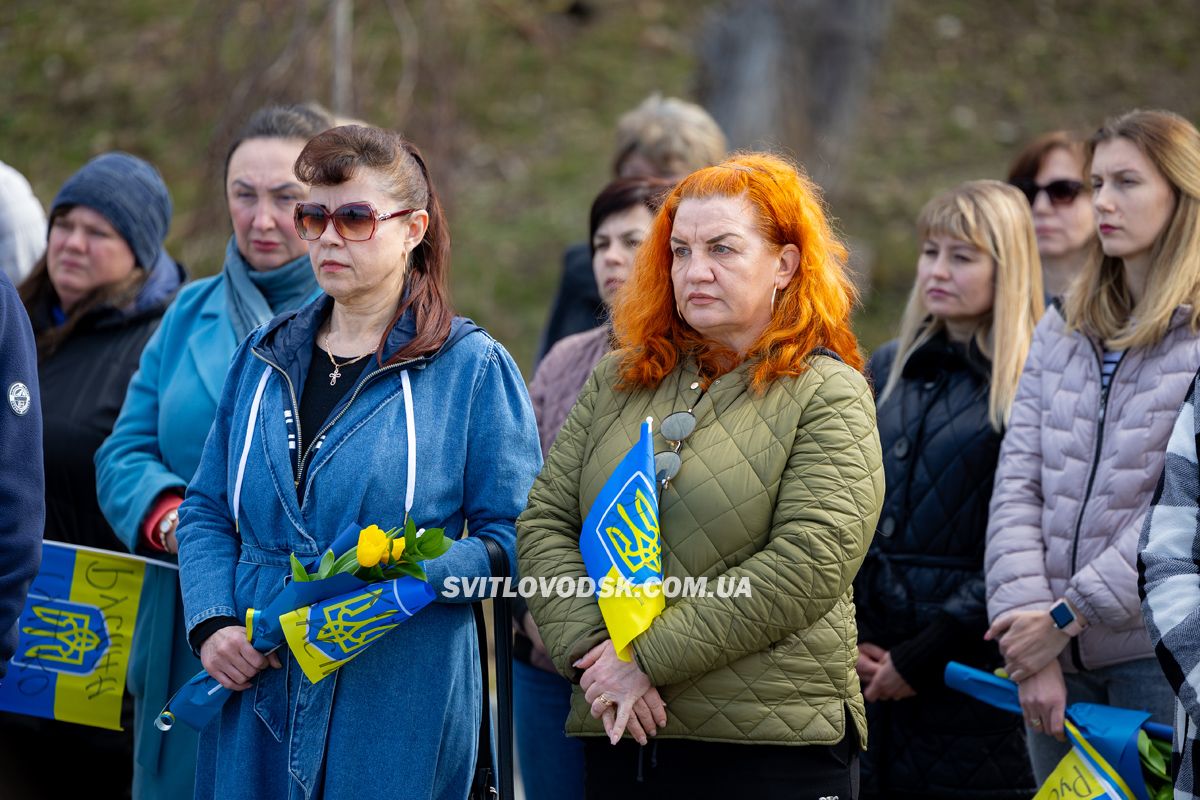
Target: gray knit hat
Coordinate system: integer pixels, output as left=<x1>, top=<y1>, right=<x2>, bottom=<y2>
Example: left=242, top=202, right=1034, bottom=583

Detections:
left=50, top=152, right=172, bottom=270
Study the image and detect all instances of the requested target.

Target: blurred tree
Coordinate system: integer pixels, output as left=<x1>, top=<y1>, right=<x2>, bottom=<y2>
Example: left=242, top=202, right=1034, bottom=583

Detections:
left=697, top=0, right=893, bottom=193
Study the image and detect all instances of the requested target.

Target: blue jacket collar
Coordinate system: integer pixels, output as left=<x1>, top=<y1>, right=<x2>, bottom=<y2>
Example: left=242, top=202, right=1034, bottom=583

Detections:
left=250, top=293, right=481, bottom=390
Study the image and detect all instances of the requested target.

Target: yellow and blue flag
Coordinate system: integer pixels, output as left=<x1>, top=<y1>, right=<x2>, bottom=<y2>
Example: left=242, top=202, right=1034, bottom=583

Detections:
left=0, top=541, right=149, bottom=730
left=580, top=418, right=665, bottom=661
left=279, top=576, right=436, bottom=684
left=946, top=662, right=1163, bottom=800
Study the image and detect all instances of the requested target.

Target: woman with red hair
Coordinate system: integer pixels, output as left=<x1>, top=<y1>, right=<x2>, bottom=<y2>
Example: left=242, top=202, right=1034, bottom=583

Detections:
left=518, top=153, right=884, bottom=797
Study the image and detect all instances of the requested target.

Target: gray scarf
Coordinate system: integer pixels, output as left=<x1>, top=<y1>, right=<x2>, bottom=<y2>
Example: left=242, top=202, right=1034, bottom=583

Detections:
left=222, top=237, right=320, bottom=342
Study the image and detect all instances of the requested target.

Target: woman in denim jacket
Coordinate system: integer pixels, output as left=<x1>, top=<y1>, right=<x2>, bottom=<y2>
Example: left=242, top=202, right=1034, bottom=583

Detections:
left=176, top=125, right=541, bottom=800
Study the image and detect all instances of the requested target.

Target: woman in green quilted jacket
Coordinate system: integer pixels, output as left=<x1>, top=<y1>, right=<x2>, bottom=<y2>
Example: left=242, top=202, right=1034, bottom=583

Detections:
left=518, top=153, right=885, bottom=798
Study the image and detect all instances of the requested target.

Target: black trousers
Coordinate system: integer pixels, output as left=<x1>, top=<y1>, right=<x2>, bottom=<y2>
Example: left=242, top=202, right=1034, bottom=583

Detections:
left=584, top=733, right=859, bottom=799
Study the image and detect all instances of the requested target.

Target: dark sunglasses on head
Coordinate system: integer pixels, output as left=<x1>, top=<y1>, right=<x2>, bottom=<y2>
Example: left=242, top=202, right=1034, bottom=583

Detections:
left=1010, top=178, right=1087, bottom=207
left=294, top=201, right=417, bottom=242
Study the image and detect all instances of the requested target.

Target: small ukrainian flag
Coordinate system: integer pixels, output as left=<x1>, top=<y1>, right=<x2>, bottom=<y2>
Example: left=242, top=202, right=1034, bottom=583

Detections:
left=579, top=418, right=665, bottom=661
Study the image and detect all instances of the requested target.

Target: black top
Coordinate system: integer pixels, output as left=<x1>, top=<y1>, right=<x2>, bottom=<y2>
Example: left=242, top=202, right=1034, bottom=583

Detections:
left=296, top=339, right=371, bottom=493
left=855, top=331, right=1034, bottom=798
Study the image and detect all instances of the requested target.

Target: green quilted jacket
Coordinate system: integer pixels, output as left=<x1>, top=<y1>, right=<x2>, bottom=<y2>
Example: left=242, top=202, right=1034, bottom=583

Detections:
left=517, top=352, right=884, bottom=746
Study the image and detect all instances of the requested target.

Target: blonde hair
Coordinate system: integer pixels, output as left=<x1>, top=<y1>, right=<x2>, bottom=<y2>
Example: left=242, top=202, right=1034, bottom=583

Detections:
left=1064, top=109, right=1200, bottom=349
left=878, top=180, right=1044, bottom=430
left=612, top=94, right=727, bottom=178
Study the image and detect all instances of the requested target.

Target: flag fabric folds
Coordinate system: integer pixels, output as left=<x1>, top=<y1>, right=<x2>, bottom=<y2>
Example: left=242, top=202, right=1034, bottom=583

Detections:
left=945, top=661, right=1168, bottom=800
left=0, top=541, right=152, bottom=730
left=280, top=576, right=435, bottom=684
left=579, top=418, right=665, bottom=660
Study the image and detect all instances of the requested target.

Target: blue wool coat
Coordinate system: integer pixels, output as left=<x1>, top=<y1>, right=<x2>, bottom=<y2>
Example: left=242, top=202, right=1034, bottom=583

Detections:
left=94, top=275, right=239, bottom=798
left=176, top=296, right=541, bottom=800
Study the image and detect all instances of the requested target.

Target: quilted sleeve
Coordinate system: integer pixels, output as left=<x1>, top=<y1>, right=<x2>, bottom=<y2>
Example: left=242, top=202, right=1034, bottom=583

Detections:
left=517, top=364, right=607, bottom=680
left=632, top=360, right=884, bottom=686
left=985, top=315, right=1055, bottom=622
left=1140, top=374, right=1200, bottom=723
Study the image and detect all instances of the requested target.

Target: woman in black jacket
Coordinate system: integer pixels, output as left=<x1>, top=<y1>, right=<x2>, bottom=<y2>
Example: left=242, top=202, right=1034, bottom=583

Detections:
left=0, top=152, right=184, bottom=799
left=855, top=180, right=1043, bottom=799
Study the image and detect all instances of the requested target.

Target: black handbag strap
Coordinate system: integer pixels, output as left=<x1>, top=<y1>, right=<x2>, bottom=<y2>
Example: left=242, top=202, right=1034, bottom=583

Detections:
left=472, top=537, right=514, bottom=799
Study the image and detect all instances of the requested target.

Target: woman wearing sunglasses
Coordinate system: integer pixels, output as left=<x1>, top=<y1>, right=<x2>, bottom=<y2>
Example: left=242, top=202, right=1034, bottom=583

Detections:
left=855, top=181, right=1042, bottom=799
left=986, top=109, right=1200, bottom=783
left=94, top=103, right=332, bottom=800
left=1008, top=131, right=1095, bottom=302
left=518, top=153, right=883, bottom=797
left=175, top=124, right=541, bottom=800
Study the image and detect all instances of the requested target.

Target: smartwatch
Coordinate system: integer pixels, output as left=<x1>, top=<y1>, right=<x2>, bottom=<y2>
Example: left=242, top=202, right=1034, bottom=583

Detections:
left=1049, top=599, right=1083, bottom=635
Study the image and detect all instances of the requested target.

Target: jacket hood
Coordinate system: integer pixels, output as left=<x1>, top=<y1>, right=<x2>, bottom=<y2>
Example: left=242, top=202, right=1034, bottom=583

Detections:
left=250, top=292, right=482, bottom=388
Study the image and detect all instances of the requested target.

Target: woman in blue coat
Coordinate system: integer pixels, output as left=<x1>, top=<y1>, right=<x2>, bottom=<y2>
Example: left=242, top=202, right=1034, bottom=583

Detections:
left=94, top=104, right=333, bottom=798
left=176, top=124, right=541, bottom=799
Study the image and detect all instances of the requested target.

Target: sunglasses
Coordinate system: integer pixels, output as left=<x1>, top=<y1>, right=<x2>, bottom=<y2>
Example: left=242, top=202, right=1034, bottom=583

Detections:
left=294, top=201, right=417, bottom=242
left=653, top=381, right=704, bottom=489
left=1010, top=178, right=1087, bottom=207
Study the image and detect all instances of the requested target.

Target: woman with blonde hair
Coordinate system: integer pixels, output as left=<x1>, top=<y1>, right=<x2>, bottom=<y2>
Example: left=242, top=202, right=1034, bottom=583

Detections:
left=519, top=153, right=883, bottom=797
left=986, top=109, right=1200, bottom=783
left=856, top=180, right=1041, bottom=799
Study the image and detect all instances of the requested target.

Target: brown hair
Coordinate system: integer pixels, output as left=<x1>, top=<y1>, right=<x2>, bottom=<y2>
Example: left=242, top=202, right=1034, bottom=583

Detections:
left=19, top=240, right=147, bottom=360
left=294, top=125, right=453, bottom=364
left=1007, top=131, right=1086, bottom=184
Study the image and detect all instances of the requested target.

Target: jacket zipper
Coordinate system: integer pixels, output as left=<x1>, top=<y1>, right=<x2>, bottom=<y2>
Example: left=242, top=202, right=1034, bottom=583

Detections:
left=253, top=347, right=421, bottom=497
left=1066, top=342, right=1124, bottom=671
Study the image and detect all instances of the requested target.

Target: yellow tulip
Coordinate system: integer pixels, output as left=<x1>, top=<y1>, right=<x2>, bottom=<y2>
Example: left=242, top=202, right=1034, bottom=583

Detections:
left=356, top=525, right=389, bottom=568
left=390, top=537, right=406, bottom=563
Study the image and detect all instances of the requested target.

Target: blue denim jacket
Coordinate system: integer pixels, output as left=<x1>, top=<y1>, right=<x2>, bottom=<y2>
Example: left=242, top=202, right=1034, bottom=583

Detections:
left=177, top=296, right=541, bottom=800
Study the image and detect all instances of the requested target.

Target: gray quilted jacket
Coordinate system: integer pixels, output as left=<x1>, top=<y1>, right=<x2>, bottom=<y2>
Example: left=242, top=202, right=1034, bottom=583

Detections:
left=517, top=352, right=883, bottom=746
left=986, top=305, right=1200, bottom=671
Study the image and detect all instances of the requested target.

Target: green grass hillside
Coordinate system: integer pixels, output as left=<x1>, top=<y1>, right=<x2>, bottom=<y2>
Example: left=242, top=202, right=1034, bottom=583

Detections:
left=4, top=0, right=1200, bottom=368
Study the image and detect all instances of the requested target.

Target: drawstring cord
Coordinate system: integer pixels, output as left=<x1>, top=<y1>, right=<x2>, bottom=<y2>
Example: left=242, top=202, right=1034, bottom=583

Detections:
left=634, top=740, right=659, bottom=783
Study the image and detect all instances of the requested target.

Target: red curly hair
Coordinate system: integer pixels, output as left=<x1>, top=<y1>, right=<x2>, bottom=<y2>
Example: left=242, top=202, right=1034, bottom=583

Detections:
left=611, top=152, right=862, bottom=392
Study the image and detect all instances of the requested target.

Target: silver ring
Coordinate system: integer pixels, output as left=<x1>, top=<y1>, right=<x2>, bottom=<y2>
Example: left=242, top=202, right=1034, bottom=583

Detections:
left=1031, top=718, right=1043, bottom=728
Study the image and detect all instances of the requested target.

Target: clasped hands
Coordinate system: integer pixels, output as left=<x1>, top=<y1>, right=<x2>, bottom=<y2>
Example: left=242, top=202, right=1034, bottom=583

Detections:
left=856, top=642, right=915, bottom=702
left=985, top=609, right=1074, bottom=741
left=575, top=639, right=668, bottom=746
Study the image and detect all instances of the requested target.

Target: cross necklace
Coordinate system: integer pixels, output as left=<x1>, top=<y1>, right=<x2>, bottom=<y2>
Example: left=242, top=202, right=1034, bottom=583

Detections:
left=323, top=333, right=372, bottom=386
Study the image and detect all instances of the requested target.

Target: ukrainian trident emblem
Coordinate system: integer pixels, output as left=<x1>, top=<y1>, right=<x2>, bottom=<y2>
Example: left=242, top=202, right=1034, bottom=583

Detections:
left=13, top=598, right=108, bottom=675
left=600, top=480, right=662, bottom=582
left=311, top=589, right=401, bottom=660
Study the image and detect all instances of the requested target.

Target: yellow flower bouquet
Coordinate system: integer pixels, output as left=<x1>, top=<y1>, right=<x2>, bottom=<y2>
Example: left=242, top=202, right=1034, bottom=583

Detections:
left=288, top=518, right=451, bottom=584
left=159, top=518, right=451, bottom=732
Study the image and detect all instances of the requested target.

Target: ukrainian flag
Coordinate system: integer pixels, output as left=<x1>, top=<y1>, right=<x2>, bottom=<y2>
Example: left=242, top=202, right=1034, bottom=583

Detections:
left=0, top=541, right=148, bottom=730
left=279, top=576, right=436, bottom=684
left=579, top=418, right=665, bottom=661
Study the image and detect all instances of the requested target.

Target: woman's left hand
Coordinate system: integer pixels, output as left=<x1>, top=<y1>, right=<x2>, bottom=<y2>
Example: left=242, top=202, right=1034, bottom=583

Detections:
left=862, top=651, right=916, bottom=702
left=985, top=610, right=1070, bottom=682
left=576, top=639, right=664, bottom=745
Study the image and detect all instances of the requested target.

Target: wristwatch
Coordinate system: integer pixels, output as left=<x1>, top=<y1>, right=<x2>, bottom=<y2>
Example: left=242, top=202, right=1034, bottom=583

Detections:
left=1049, top=599, right=1085, bottom=637
left=158, top=509, right=179, bottom=551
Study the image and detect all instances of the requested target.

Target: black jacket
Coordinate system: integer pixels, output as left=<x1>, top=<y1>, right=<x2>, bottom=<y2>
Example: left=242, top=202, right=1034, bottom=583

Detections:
left=856, top=332, right=1034, bottom=799
left=31, top=250, right=185, bottom=553
left=0, top=272, right=43, bottom=677
left=534, top=241, right=605, bottom=364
